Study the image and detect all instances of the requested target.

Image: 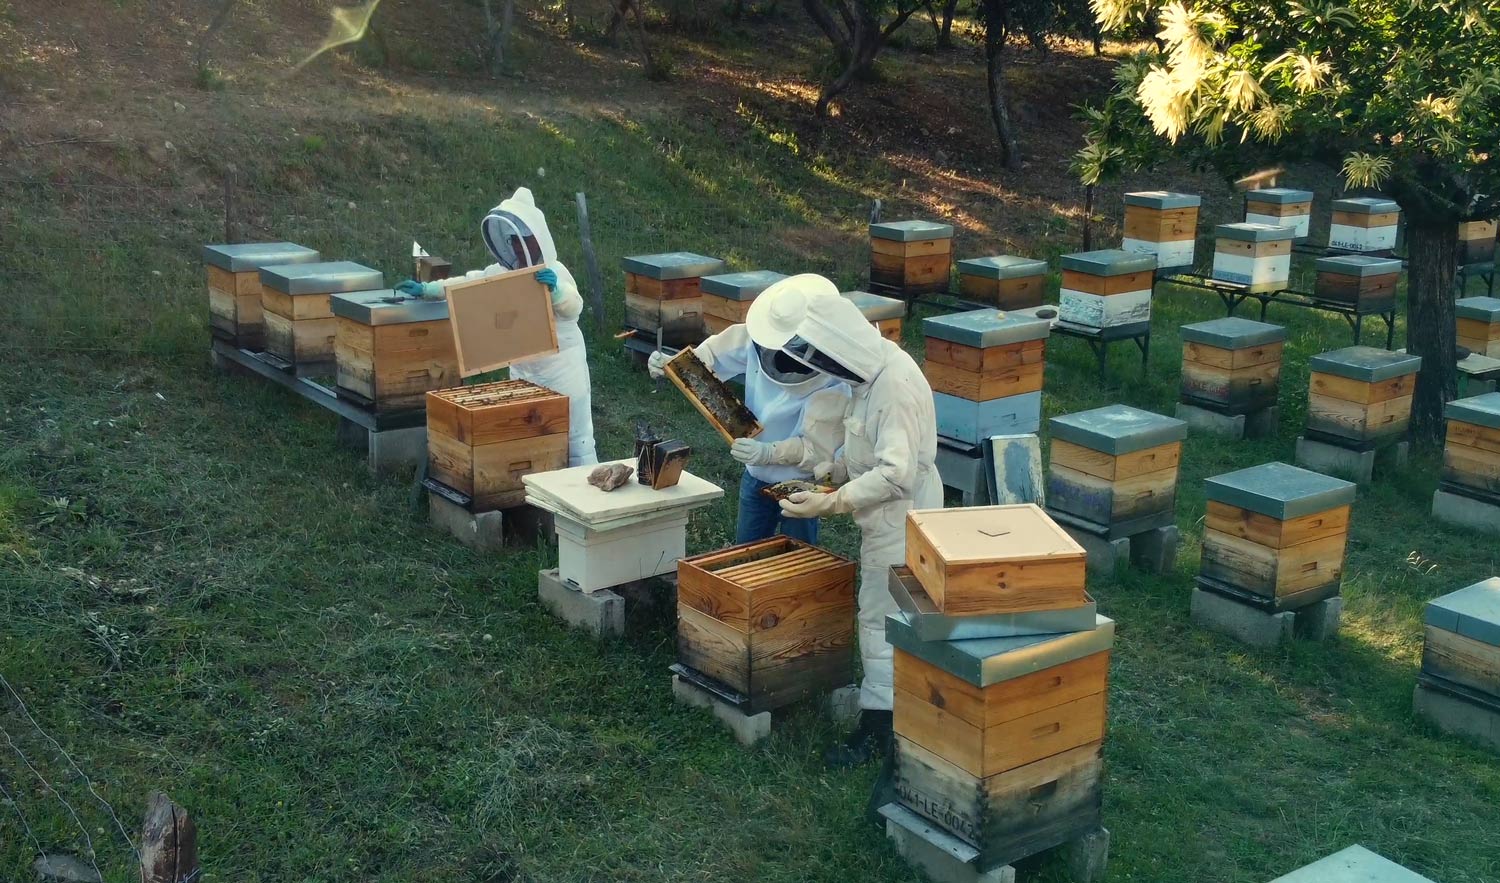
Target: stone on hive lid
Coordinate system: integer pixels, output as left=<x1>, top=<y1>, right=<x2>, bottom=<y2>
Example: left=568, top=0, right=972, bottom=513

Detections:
left=1205, top=461, right=1357, bottom=519
left=203, top=242, right=320, bottom=273
left=1216, top=222, right=1298, bottom=242
left=1334, top=197, right=1401, bottom=214
left=841, top=290, right=905, bottom=320
left=1180, top=317, right=1287, bottom=349
left=1309, top=346, right=1423, bottom=383
left=1268, top=845, right=1435, bottom=883
left=1316, top=255, right=1403, bottom=277
left=700, top=270, right=786, bottom=300
left=1059, top=249, right=1157, bottom=276
left=884, top=612, right=1114, bottom=687
left=1457, top=296, right=1500, bottom=322
left=331, top=289, right=448, bottom=325
left=954, top=255, right=1048, bottom=280
left=1246, top=188, right=1313, bottom=205
left=1049, top=404, right=1187, bottom=455
left=621, top=252, right=727, bottom=280
left=259, top=261, right=384, bottom=295
left=1124, top=191, right=1202, bottom=210
left=1445, top=392, right=1500, bottom=430
left=921, top=309, right=1050, bottom=348
left=1424, top=577, right=1500, bottom=648
left=869, top=220, right=954, bottom=242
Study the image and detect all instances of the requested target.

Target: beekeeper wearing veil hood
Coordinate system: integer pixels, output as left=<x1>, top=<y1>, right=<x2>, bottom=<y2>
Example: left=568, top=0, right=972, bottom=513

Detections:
left=647, top=274, right=848, bottom=543
left=396, top=187, right=597, bottom=466
left=772, top=285, right=941, bottom=769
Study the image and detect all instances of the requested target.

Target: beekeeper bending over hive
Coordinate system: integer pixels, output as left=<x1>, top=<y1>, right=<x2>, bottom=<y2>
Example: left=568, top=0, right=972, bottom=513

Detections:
left=396, top=187, right=598, bottom=466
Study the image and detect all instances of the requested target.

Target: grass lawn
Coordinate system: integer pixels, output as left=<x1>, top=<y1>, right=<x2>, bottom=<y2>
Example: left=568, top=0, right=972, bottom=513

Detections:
left=4, top=7, right=1500, bottom=883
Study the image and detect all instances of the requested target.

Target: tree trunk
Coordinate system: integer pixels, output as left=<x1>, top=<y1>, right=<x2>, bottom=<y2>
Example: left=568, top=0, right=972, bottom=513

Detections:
left=485, top=0, right=515, bottom=76
left=1403, top=217, right=1460, bottom=446
left=814, top=5, right=876, bottom=115
left=605, top=0, right=631, bottom=42
left=1082, top=184, right=1095, bottom=250
left=938, top=0, right=958, bottom=48
left=981, top=2, right=1021, bottom=170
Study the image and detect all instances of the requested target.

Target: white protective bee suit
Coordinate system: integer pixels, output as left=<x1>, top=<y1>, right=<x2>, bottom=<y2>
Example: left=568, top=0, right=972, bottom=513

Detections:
left=441, top=187, right=597, bottom=466
left=774, top=292, right=941, bottom=711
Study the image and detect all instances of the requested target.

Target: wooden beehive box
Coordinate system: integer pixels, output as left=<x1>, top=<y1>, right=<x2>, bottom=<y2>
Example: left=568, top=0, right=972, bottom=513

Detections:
left=1179, top=317, right=1287, bottom=415
left=905, top=505, right=1087, bottom=616
left=1313, top=255, right=1402, bottom=312
left=842, top=290, right=905, bottom=342
left=1122, top=191, right=1201, bottom=271
left=621, top=252, right=726, bottom=347
left=259, top=261, right=384, bottom=370
left=1243, top=188, right=1312, bottom=240
left=889, top=611, right=1113, bottom=869
left=1212, top=223, right=1295, bottom=293
left=1443, top=393, right=1500, bottom=497
left=1459, top=220, right=1498, bottom=265
left=1421, top=576, right=1500, bottom=706
left=700, top=270, right=785, bottom=335
left=955, top=256, right=1049, bottom=309
left=870, top=220, right=954, bottom=295
left=1046, top=405, right=1187, bottom=539
left=1199, top=462, right=1356, bottom=611
left=426, top=380, right=569, bottom=512
left=203, top=242, right=320, bottom=350
left=676, top=537, right=856, bottom=713
left=1329, top=197, right=1400, bottom=254
left=331, top=289, right=458, bottom=412
left=1057, top=249, right=1156, bottom=330
left=1457, top=297, right=1500, bottom=358
left=924, top=310, right=1049, bottom=444
left=1307, top=346, right=1422, bottom=445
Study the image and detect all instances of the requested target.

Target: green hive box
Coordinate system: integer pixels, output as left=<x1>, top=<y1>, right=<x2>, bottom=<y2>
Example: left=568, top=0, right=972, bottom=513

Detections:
left=1046, top=405, right=1187, bottom=537
left=1307, top=346, right=1423, bottom=444
left=1179, top=318, right=1288, bottom=413
left=955, top=255, right=1050, bottom=309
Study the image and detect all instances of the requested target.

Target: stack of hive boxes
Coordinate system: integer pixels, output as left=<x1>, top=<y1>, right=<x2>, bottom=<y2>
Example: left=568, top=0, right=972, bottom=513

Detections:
left=1459, top=220, right=1498, bottom=265
left=1178, top=318, right=1287, bottom=425
left=674, top=537, right=857, bottom=714
left=1434, top=393, right=1500, bottom=533
left=1304, top=346, right=1422, bottom=451
left=1212, top=223, right=1295, bottom=292
left=1058, top=250, right=1156, bottom=331
left=955, top=255, right=1049, bottom=309
left=923, top=310, right=1050, bottom=444
left=1414, top=576, right=1500, bottom=753
left=1329, top=197, right=1400, bottom=254
left=203, top=242, right=320, bottom=350
left=1045, top=405, right=1187, bottom=548
left=700, top=270, right=785, bottom=335
left=842, top=290, right=906, bottom=342
left=259, top=261, right=385, bottom=373
left=1243, top=188, right=1313, bottom=240
left=1457, top=297, right=1500, bottom=358
left=870, top=220, right=954, bottom=296
left=1121, top=191, right=1201, bottom=272
left=1312, top=255, right=1402, bottom=314
left=621, top=252, right=727, bottom=347
left=884, top=504, right=1113, bottom=874
left=331, top=289, right=458, bottom=413
left=425, top=380, right=570, bottom=513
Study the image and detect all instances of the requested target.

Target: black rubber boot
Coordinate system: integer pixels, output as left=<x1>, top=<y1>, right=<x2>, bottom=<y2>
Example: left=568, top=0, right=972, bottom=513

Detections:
left=824, top=709, right=893, bottom=769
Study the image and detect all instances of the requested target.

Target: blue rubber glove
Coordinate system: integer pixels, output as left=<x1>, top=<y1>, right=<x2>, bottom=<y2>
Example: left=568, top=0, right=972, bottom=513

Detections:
left=535, top=268, right=558, bottom=292
left=395, top=279, right=442, bottom=298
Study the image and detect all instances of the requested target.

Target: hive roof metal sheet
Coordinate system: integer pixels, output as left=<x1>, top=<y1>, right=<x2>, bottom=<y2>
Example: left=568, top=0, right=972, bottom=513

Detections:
left=1204, top=461, right=1357, bottom=519
left=1049, top=404, right=1187, bottom=455
left=1180, top=317, right=1288, bottom=348
left=1246, top=188, right=1314, bottom=205
left=885, top=612, right=1114, bottom=687
left=955, top=255, right=1049, bottom=280
left=258, top=261, right=384, bottom=295
left=1424, top=577, right=1500, bottom=648
left=1268, top=845, right=1435, bottom=883
left=1456, top=296, right=1500, bottom=322
left=869, top=220, right=955, bottom=242
left=1309, top=346, right=1423, bottom=382
left=1124, top=190, right=1202, bottom=210
left=331, top=289, right=449, bottom=325
left=1316, top=255, right=1404, bottom=277
left=922, top=309, right=1051, bottom=348
left=203, top=242, right=321, bottom=273
left=841, top=290, right=905, bottom=321
left=700, top=270, right=787, bottom=300
left=1334, top=197, right=1401, bottom=214
left=620, top=252, right=727, bottom=280
left=1059, top=249, right=1157, bottom=276
left=1445, top=391, right=1500, bottom=429
left=1216, top=222, right=1298, bottom=242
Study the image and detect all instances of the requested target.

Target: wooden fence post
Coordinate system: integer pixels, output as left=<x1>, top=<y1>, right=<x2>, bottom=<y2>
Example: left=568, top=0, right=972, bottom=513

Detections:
left=140, top=793, right=199, bottom=883
left=222, top=170, right=235, bottom=244
left=575, top=192, right=607, bottom=330
left=869, top=198, right=882, bottom=224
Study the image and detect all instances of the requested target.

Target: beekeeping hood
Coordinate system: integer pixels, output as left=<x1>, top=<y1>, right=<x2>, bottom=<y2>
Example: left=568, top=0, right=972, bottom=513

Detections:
left=783, top=293, right=885, bottom=385
left=481, top=187, right=556, bottom=271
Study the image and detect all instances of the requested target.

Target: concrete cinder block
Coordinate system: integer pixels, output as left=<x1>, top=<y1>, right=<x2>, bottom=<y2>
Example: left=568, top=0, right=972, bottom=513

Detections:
left=880, top=804, right=1016, bottom=883
left=826, top=684, right=862, bottom=726
left=1245, top=405, right=1280, bottom=439
left=1059, top=826, right=1111, bottom=883
left=336, top=418, right=427, bottom=473
left=1295, top=435, right=1376, bottom=484
left=538, top=568, right=625, bottom=638
left=1176, top=402, right=1247, bottom=438
left=504, top=505, right=556, bottom=547
left=428, top=491, right=506, bottom=552
left=1414, top=682, right=1500, bottom=753
left=1293, top=596, right=1343, bottom=641
left=1059, top=524, right=1130, bottom=575
left=1128, top=524, right=1180, bottom=574
left=672, top=674, right=772, bottom=746
left=1431, top=489, right=1500, bottom=535
left=1191, top=586, right=1295, bottom=647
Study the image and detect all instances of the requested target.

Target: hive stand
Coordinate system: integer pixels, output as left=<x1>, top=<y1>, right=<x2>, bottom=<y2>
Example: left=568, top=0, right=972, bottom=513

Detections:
left=1328, top=197, right=1401, bottom=255
left=1244, top=188, right=1312, bottom=241
left=701, top=270, right=785, bottom=336
left=1046, top=405, right=1187, bottom=574
left=1432, top=393, right=1500, bottom=535
left=620, top=252, right=726, bottom=353
left=203, top=242, right=320, bottom=351
left=1414, top=576, right=1500, bottom=753
left=842, top=290, right=907, bottom=342
left=1122, top=190, right=1201, bottom=273
left=880, top=804, right=1110, bottom=883
left=869, top=220, right=955, bottom=297
left=427, top=478, right=554, bottom=553
left=258, top=261, right=385, bottom=377
left=537, top=567, right=676, bottom=640
left=1175, top=317, right=1286, bottom=440
left=1268, top=845, right=1436, bottom=883
left=955, top=256, right=1049, bottom=310
left=1193, top=462, right=1356, bottom=647
left=1296, top=346, right=1421, bottom=484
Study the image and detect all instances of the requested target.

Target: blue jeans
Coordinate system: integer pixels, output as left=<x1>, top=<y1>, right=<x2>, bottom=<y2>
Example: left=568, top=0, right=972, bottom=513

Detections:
left=737, top=473, right=820, bottom=545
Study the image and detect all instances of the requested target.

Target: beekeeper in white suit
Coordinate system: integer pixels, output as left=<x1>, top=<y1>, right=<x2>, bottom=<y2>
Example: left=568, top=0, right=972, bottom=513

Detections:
left=646, top=274, right=848, bottom=545
left=768, top=285, right=941, bottom=769
left=396, top=187, right=597, bottom=466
